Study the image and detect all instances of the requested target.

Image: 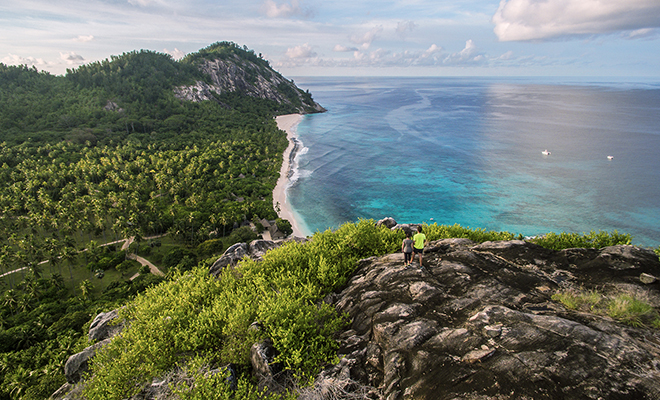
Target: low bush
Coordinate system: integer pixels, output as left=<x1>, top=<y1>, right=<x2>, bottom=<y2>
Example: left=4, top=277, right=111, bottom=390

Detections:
left=423, top=223, right=518, bottom=243
left=529, top=230, right=632, bottom=250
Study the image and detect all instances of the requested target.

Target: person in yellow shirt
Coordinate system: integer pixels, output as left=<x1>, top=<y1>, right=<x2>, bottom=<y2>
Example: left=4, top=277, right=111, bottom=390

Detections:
left=412, top=225, right=427, bottom=267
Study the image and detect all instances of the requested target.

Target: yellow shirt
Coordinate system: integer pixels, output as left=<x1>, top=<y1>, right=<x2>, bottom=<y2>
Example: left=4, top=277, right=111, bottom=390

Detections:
left=413, top=232, right=426, bottom=249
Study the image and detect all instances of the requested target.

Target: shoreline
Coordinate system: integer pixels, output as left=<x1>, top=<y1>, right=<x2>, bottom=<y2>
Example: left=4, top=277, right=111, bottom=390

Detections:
left=274, top=114, right=310, bottom=238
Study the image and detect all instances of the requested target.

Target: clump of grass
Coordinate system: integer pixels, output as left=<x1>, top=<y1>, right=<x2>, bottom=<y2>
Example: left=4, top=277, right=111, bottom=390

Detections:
left=607, top=294, right=657, bottom=328
left=551, top=289, right=603, bottom=312
left=552, top=288, right=660, bottom=328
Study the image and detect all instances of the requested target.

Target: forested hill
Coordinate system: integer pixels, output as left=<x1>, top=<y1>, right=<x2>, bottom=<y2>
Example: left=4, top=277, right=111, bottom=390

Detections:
left=0, top=41, right=323, bottom=145
left=0, top=42, right=322, bottom=398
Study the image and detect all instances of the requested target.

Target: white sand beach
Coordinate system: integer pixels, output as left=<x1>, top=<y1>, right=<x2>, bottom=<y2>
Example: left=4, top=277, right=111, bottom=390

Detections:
left=274, top=114, right=309, bottom=238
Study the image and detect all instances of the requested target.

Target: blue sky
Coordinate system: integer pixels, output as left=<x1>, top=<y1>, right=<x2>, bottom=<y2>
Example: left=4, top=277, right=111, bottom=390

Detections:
left=1, top=0, right=659, bottom=77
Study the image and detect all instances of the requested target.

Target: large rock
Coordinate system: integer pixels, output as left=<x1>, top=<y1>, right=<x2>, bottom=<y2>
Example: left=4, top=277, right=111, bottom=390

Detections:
left=64, top=339, right=112, bottom=384
left=209, top=238, right=308, bottom=277
left=315, top=239, right=660, bottom=399
left=57, top=309, right=124, bottom=393
left=88, top=309, right=123, bottom=342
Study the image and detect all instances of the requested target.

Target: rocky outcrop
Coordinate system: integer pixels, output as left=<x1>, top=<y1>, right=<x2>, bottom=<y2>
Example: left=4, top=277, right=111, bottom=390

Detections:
left=87, top=309, right=123, bottom=342
left=313, top=239, right=660, bottom=400
left=64, top=339, right=113, bottom=384
left=174, top=54, right=325, bottom=114
left=63, top=310, right=125, bottom=385
left=209, top=237, right=308, bottom=277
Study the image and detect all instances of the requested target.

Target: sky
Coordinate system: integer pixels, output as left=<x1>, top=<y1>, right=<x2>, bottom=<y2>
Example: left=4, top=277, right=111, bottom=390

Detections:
left=1, top=0, right=659, bottom=77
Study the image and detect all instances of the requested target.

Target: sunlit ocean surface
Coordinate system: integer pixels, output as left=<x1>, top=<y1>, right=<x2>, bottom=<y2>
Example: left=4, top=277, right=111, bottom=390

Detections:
left=286, top=77, right=660, bottom=248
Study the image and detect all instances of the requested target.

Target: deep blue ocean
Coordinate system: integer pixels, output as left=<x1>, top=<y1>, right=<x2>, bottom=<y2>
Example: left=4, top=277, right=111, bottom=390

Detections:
left=286, top=77, right=660, bottom=248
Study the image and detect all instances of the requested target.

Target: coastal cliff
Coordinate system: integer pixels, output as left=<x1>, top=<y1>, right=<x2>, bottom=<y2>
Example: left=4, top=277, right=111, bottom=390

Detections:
left=57, top=220, right=660, bottom=400
left=173, top=42, right=325, bottom=114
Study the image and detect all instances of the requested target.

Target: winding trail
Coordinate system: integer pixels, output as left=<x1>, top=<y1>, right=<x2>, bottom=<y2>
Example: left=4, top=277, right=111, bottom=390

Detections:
left=0, top=235, right=166, bottom=280
left=128, top=253, right=165, bottom=280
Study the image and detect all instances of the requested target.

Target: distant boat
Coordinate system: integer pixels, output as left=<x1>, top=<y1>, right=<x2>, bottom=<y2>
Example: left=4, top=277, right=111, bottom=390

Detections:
left=607, top=155, right=614, bottom=160
left=541, top=149, right=551, bottom=156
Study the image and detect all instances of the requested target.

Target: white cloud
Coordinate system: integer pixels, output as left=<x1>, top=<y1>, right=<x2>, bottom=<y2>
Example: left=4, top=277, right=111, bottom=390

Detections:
left=493, top=0, right=660, bottom=41
left=495, top=50, right=514, bottom=60
left=60, top=52, right=86, bottom=65
left=333, top=44, right=359, bottom=52
left=350, top=26, right=383, bottom=50
left=262, top=0, right=312, bottom=18
left=128, top=0, right=156, bottom=6
left=285, top=43, right=317, bottom=59
left=73, top=35, right=94, bottom=42
left=623, top=28, right=658, bottom=40
left=443, top=40, right=485, bottom=65
left=277, top=43, right=447, bottom=69
left=396, top=20, right=416, bottom=38
left=164, top=48, right=186, bottom=59
left=2, top=53, right=49, bottom=68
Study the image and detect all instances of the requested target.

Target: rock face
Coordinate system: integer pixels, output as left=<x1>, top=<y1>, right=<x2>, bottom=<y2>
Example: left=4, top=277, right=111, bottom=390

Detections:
left=317, top=239, right=660, bottom=400
left=87, top=309, right=122, bottom=342
left=209, top=237, right=308, bottom=277
left=174, top=54, right=325, bottom=114
left=63, top=310, right=125, bottom=385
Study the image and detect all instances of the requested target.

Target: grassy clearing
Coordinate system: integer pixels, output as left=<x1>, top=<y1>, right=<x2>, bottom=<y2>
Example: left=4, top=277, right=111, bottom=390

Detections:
left=552, top=288, right=660, bottom=328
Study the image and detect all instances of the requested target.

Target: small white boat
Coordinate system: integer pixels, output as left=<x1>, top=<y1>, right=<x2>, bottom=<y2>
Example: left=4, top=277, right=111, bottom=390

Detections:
left=541, top=149, right=551, bottom=156
left=607, top=155, right=614, bottom=160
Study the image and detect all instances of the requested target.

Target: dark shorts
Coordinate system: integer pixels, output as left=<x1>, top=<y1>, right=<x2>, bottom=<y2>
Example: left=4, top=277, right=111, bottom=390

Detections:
left=413, top=247, right=423, bottom=254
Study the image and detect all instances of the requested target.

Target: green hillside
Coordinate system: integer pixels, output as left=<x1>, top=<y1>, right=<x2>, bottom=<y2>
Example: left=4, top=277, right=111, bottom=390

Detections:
left=0, top=42, right=320, bottom=399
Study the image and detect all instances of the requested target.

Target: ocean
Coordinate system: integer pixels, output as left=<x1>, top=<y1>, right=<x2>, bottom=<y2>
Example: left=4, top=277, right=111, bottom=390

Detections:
left=286, top=77, right=660, bottom=248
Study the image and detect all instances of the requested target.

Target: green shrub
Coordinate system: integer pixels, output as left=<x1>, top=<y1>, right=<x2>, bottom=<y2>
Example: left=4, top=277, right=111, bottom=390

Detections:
left=607, top=294, right=657, bottom=327
left=529, top=230, right=632, bottom=250
left=162, top=247, right=197, bottom=270
left=275, top=218, right=293, bottom=236
left=82, top=219, right=398, bottom=399
left=421, top=223, right=518, bottom=243
left=551, top=289, right=603, bottom=311
left=197, top=238, right=225, bottom=256
left=226, top=226, right=258, bottom=246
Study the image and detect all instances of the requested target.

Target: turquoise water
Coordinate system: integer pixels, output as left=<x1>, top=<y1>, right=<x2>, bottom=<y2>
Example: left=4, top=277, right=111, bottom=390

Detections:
left=287, top=77, right=660, bottom=248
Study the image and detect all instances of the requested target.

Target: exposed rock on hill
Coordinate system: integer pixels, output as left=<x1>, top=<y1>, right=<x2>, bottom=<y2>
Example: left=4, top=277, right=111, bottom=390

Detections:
left=314, top=239, right=660, bottom=400
left=174, top=44, right=325, bottom=114
left=209, top=237, right=308, bottom=277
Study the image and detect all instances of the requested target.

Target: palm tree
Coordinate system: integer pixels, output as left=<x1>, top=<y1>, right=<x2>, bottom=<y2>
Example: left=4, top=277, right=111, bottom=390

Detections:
left=60, top=245, right=79, bottom=294
left=49, top=273, right=65, bottom=291
left=0, top=245, right=15, bottom=289
left=2, top=289, right=18, bottom=315
left=79, top=279, right=93, bottom=301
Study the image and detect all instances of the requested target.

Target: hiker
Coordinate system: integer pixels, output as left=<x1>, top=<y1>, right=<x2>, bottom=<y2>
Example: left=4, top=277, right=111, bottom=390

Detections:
left=413, top=225, right=427, bottom=267
left=401, top=232, right=414, bottom=266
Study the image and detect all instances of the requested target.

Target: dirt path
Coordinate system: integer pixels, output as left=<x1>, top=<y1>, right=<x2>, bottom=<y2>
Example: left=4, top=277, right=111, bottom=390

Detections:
left=128, top=253, right=165, bottom=280
left=1, top=235, right=167, bottom=279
